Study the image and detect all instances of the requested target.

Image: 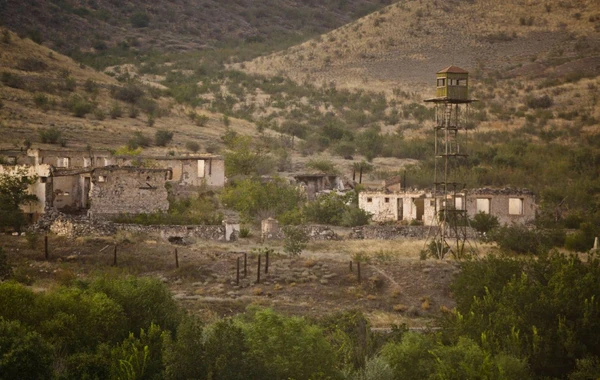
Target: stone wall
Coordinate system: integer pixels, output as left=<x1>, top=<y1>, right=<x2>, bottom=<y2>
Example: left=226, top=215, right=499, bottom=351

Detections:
left=88, top=167, right=169, bottom=218
left=348, top=225, right=477, bottom=240
left=115, top=224, right=225, bottom=241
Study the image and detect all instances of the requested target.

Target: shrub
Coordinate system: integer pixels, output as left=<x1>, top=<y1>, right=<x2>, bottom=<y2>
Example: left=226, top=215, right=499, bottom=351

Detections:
left=491, top=224, right=563, bottom=254
left=67, top=95, right=94, bottom=117
left=0, top=247, right=11, bottom=280
left=93, top=108, right=105, bottom=120
left=1, top=72, right=25, bottom=89
left=127, top=131, right=151, bottom=149
left=84, top=79, right=99, bottom=93
left=33, top=93, right=50, bottom=110
left=306, top=158, right=338, bottom=174
left=155, top=129, right=173, bottom=146
left=111, top=84, right=144, bottom=104
left=63, top=76, right=77, bottom=92
left=130, top=12, right=150, bottom=28
left=470, top=212, right=499, bottom=234
left=109, top=103, right=122, bottom=119
left=17, top=58, right=48, bottom=72
left=525, top=94, right=553, bottom=109
left=282, top=226, right=309, bottom=256
left=185, top=141, right=200, bottom=153
left=341, top=207, right=372, bottom=227
left=39, top=127, right=62, bottom=144
left=2, top=29, right=10, bottom=44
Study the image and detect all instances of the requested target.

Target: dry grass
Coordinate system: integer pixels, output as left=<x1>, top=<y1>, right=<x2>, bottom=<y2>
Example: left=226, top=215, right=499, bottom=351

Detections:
left=238, top=0, right=600, bottom=96
left=306, top=239, right=426, bottom=261
left=0, top=27, right=258, bottom=150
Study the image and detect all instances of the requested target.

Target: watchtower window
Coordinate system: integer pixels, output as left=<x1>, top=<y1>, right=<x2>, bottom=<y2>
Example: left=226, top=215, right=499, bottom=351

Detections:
left=385, top=197, right=390, bottom=203
left=367, top=197, right=373, bottom=203
left=436, top=78, right=446, bottom=87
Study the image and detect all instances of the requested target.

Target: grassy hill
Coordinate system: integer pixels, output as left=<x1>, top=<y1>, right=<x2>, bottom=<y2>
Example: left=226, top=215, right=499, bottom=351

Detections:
left=0, top=27, right=258, bottom=151
left=239, top=0, right=600, bottom=93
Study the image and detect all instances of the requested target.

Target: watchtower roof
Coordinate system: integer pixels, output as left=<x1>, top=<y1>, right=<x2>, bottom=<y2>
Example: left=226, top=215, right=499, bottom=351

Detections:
left=437, top=65, right=468, bottom=74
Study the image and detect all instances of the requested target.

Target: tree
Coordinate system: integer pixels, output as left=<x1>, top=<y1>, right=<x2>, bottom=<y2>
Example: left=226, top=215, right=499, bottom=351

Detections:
left=282, top=226, right=309, bottom=256
left=0, top=171, right=38, bottom=233
left=0, top=318, right=53, bottom=380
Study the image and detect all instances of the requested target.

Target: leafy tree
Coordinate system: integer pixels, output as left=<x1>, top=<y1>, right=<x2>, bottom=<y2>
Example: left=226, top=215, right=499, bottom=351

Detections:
left=223, top=134, right=276, bottom=176
left=0, top=247, right=11, bottom=280
left=128, top=131, right=151, bottom=149
left=445, top=253, right=600, bottom=378
left=356, top=128, right=383, bottom=161
left=130, top=12, right=150, bottom=28
left=282, top=225, right=309, bottom=256
left=204, top=319, right=265, bottom=380
left=220, top=177, right=304, bottom=221
left=164, top=317, right=206, bottom=380
left=0, top=318, right=53, bottom=380
left=0, top=171, right=38, bottom=233
left=238, top=308, right=339, bottom=380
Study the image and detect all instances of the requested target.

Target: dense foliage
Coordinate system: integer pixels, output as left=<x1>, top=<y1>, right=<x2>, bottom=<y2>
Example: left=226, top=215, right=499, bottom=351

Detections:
left=1, top=251, right=599, bottom=379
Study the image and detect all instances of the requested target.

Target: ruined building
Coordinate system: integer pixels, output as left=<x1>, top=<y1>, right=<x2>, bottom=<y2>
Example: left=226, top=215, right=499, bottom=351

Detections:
left=0, top=148, right=225, bottom=220
left=359, top=187, right=536, bottom=226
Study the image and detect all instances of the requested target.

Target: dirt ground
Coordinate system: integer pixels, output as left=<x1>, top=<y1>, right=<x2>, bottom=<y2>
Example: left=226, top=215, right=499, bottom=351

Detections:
left=1, top=231, right=468, bottom=328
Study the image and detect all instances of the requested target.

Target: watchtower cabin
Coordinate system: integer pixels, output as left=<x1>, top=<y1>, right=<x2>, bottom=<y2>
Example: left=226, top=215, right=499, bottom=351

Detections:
left=431, top=65, right=470, bottom=103
left=424, top=65, right=477, bottom=259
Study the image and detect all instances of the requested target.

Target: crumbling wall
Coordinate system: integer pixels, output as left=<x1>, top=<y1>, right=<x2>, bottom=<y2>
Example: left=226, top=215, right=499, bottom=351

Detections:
left=88, top=168, right=169, bottom=218
left=466, top=188, right=536, bottom=225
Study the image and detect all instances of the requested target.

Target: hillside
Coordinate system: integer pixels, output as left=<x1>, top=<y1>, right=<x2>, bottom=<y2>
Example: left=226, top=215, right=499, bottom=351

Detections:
left=0, top=0, right=389, bottom=54
left=240, top=0, right=600, bottom=93
left=0, top=27, right=258, bottom=152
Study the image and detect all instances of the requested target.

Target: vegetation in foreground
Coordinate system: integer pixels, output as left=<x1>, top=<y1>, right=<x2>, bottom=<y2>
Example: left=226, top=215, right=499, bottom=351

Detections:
left=1, top=245, right=599, bottom=380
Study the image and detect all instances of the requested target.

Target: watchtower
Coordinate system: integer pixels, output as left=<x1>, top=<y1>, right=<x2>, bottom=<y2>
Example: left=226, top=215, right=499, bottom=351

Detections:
left=424, top=65, right=476, bottom=259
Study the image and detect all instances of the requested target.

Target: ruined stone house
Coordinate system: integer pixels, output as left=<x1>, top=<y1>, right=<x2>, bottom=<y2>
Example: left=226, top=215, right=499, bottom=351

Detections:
left=293, top=173, right=348, bottom=200
left=0, top=148, right=225, bottom=220
left=359, top=188, right=536, bottom=226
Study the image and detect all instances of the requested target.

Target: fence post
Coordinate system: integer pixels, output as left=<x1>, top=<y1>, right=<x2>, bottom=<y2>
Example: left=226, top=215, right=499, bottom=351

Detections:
left=175, top=248, right=179, bottom=269
left=44, top=234, right=49, bottom=260
left=244, top=252, right=247, bottom=278
left=113, top=244, right=117, bottom=266
left=236, top=257, right=240, bottom=285
left=265, top=250, right=269, bottom=274
left=256, top=254, right=261, bottom=284
left=357, top=261, right=361, bottom=283
left=349, top=260, right=353, bottom=272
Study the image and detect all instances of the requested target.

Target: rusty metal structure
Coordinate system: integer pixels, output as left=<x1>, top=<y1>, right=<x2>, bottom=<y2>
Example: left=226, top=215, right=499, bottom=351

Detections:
left=424, top=65, right=476, bottom=259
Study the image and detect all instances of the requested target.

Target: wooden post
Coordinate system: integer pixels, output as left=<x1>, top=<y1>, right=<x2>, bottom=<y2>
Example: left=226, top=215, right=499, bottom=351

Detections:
left=349, top=260, right=353, bottom=272
left=236, top=257, right=240, bottom=285
left=265, top=251, right=269, bottom=274
left=359, top=167, right=363, bottom=184
left=113, top=244, right=117, bottom=266
left=244, top=252, right=247, bottom=278
left=44, top=234, right=49, bottom=260
left=256, top=254, right=261, bottom=284
left=357, top=261, right=361, bottom=283
left=175, top=248, right=179, bottom=269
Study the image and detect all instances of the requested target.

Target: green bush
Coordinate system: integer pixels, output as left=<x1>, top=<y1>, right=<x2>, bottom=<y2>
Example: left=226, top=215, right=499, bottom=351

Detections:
left=67, top=95, right=94, bottom=117
left=282, top=225, right=309, bottom=256
left=33, top=93, right=50, bottom=110
left=39, top=127, right=62, bottom=144
left=1, top=72, right=25, bottom=89
left=127, top=131, right=151, bottom=149
left=185, top=141, right=200, bottom=153
left=470, top=211, right=499, bottom=234
left=155, top=129, right=174, bottom=146
left=109, top=103, right=122, bottom=119
left=130, top=12, right=150, bottom=28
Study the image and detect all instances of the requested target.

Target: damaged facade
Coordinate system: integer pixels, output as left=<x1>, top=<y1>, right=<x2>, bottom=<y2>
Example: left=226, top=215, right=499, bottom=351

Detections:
left=0, top=148, right=225, bottom=220
left=359, top=187, right=536, bottom=226
left=293, top=173, right=349, bottom=200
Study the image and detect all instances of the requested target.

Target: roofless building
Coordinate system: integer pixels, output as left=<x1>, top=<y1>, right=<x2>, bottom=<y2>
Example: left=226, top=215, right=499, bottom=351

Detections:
left=424, top=65, right=476, bottom=259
